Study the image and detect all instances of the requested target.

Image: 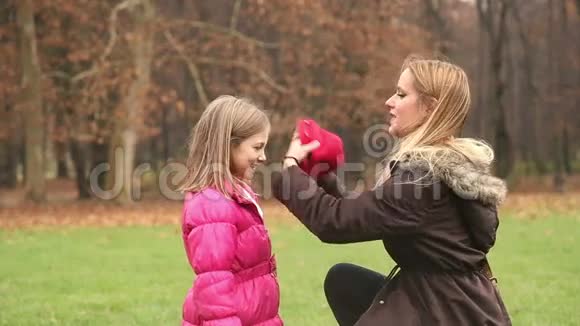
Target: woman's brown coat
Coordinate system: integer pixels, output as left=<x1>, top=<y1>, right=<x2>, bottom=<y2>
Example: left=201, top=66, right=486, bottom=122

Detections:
left=272, top=152, right=511, bottom=325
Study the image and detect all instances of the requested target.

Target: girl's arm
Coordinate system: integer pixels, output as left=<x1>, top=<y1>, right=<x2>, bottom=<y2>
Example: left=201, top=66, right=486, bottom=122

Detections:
left=184, top=205, right=242, bottom=326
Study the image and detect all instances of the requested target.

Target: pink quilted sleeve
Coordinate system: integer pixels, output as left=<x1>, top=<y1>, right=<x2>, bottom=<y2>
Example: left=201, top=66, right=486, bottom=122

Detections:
left=184, top=201, right=242, bottom=325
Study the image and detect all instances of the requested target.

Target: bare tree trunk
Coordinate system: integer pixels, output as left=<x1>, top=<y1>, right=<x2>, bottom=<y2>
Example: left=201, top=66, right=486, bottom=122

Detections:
left=0, top=144, right=17, bottom=188
left=107, top=0, right=155, bottom=204
left=477, top=0, right=513, bottom=178
left=562, top=125, right=572, bottom=174
left=54, top=108, right=69, bottom=179
left=475, top=11, right=487, bottom=139
left=506, top=23, right=520, bottom=165
left=162, top=104, right=170, bottom=163
left=0, top=102, right=18, bottom=188
left=557, top=0, right=573, bottom=175
left=67, top=87, right=97, bottom=199
left=69, top=140, right=91, bottom=199
left=17, top=0, right=46, bottom=202
left=573, top=0, right=580, bottom=174
left=422, top=0, right=451, bottom=56
left=549, top=0, right=560, bottom=176
left=511, top=0, right=547, bottom=174
left=546, top=0, right=568, bottom=191
left=55, top=143, right=68, bottom=178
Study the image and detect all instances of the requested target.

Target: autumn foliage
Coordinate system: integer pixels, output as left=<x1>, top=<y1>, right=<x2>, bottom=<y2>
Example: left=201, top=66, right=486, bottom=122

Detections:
left=0, top=0, right=578, bottom=204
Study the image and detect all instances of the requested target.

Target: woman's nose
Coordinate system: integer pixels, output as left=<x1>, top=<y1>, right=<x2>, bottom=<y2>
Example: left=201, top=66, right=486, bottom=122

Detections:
left=385, top=95, right=395, bottom=109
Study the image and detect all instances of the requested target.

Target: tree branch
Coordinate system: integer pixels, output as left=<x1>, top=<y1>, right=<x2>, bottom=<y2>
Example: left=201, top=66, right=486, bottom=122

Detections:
left=194, top=56, right=289, bottom=93
left=423, top=0, right=446, bottom=32
left=169, top=20, right=279, bottom=49
left=230, top=0, right=242, bottom=31
left=511, top=0, right=538, bottom=95
left=493, top=0, right=509, bottom=56
left=423, top=0, right=450, bottom=53
left=156, top=52, right=289, bottom=94
left=163, top=30, right=209, bottom=107
left=71, top=0, right=140, bottom=83
left=42, top=70, right=72, bottom=81
left=476, top=0, right=493, bottom=37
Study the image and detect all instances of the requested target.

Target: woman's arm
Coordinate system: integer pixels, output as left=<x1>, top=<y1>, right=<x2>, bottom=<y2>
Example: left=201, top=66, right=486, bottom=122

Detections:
left=272, top=165, right=430, bottom=244
left=316, top=172, right=346, bottom=198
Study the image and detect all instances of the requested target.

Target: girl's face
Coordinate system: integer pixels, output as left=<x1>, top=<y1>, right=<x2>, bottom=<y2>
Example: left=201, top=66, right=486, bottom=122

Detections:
left=385, top=68, right=431, bottom=138
left=230, top=127, right=270, bottom=182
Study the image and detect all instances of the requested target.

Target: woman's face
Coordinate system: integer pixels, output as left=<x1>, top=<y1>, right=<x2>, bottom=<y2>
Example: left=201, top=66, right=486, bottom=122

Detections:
left=230, top=127, right=269, bottom=182
left=385, top=68, right=430, bottom=138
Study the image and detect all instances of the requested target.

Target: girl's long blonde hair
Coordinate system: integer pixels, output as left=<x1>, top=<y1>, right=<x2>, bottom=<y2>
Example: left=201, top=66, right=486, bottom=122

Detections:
left=376, top=56, right=494, bottom=185
left=178, top=95, right=270, bottom=198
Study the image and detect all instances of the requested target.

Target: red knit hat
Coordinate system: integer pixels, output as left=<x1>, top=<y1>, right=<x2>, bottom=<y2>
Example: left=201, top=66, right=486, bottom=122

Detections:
left=297, top=119, right=345, bottom=177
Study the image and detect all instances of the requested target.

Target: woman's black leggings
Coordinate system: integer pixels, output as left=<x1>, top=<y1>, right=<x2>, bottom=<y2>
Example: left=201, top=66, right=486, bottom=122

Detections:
left=324, top=263, right=387, bottom=326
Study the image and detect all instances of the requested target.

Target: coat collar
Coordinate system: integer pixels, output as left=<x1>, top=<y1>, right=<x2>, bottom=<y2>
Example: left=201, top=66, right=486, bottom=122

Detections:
left=224, top=180, right=258, bottom=205
left=391, top=151, right=507, bottom=206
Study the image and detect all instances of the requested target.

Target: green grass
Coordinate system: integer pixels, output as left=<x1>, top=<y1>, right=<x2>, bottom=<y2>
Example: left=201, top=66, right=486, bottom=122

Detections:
left=1, top=216, right=579, bottom=326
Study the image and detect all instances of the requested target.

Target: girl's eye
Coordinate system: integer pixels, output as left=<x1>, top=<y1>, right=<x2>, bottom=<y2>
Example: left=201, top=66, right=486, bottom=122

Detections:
left=396, top=92, right=406, bottom=98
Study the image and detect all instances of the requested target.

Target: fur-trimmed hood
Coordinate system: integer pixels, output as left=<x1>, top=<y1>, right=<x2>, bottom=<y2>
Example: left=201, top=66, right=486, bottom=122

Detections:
left=394, top=151, right=508, bottom=207
left=391, top=151, right=506, bottom=253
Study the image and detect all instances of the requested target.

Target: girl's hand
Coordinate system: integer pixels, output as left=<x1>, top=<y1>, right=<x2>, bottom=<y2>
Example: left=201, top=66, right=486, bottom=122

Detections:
left=283, top=131, right=320, bottom=169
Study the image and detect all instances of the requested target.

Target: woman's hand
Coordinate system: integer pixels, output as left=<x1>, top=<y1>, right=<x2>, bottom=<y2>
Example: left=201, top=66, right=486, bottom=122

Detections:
left=283, top=131, right=320, bottom=169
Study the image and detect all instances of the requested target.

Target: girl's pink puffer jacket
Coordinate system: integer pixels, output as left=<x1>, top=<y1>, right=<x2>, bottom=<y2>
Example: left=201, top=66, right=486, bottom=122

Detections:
left=181, top=185, right=283, bottom=326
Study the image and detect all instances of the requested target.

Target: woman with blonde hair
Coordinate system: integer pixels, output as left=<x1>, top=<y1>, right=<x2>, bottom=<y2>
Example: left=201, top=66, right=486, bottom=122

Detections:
left=179, top=95, right=283, bottom=326
left=273, top=57, right=511, bottom=325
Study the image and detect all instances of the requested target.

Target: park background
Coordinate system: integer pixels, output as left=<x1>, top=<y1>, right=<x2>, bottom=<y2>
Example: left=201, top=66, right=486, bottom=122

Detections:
left=1, top=0, right=579, bottom=325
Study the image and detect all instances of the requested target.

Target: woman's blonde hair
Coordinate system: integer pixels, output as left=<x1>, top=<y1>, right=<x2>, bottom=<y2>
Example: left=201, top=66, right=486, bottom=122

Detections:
left=178, top=95, right=270, bottom=197
left=376, top=56, right=494, bottom=185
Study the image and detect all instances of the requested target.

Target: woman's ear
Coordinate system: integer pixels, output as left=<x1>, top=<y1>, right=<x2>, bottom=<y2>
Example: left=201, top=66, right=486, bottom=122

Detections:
left=422, top=96, right=438, bottom=113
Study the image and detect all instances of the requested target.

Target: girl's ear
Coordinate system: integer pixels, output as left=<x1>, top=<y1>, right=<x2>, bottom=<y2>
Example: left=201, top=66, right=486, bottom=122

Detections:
left=230, top=137, right=241, bottom=148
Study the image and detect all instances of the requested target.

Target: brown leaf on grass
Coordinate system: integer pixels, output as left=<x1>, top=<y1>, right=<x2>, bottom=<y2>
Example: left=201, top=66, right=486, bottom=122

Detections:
left=501, top=192, right=580, bottom=220
left=0, top=192, right=578, bottom=230
left=0, top=199, right=182, bottom=230
left=0, top=196, right=300, bottom=230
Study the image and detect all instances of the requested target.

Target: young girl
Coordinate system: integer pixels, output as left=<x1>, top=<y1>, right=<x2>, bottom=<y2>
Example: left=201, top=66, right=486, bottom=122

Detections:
left=178, top=95, right=283, bottom=326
